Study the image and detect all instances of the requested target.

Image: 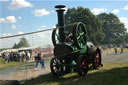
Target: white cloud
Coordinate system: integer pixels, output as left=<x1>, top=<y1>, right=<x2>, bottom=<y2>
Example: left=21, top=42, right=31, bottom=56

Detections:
left=91, top=8, right=107, bottom=15
left=8, top=0, right=33, bottom=10
left=18, top=16, right=22, bottom=19
left=0, top=18, right=5, bottom=23
left=36, top=33, right=45, bottom=38
left=2, top=33, right=11, bottom=37
left=37, top=25, right=47, bottom=31
left=112, top=9, right=119, bottom=14
left=124, top=5, right=128, bottom=10
left=63, top=8, right=68, bottom=12
left=37, top=29, right=41, bottom=31
left=33, top=9, right=50, bottom=16
left=0, top=16, right=16, bottom=23
left=18, top=31, right=24, bottom=34
left=53, top=26, right=56, bottom=28
left=12, top=24, right=16, bottom=29
left=0, top=0, right=8, bottom=1
left=34, top=30, right=52, bottom=39
left=119, top=17, right=128, bottom=31
left=30, top=30, right=52, bottom=47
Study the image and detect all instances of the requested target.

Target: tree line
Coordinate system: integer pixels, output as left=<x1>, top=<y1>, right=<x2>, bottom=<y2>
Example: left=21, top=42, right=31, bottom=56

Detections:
left=65, top=7, right=128, bottom=45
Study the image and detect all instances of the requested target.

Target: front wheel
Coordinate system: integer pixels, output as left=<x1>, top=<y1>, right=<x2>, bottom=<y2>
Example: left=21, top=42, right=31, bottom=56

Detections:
left=50, top=57, right=64, bottom=76
left=77, top=55, right=88, bottom=76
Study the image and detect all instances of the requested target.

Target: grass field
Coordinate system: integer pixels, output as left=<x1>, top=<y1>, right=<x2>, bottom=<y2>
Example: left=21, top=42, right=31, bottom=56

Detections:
left=0, top=58, right=51, bottom=69
left=0, top=58, right=32, bottom=69
left=21, top=63, right=128, bottom=85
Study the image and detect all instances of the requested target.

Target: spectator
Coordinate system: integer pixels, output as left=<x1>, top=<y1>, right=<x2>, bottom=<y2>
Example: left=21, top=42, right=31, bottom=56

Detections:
left=40, top=53, right=45, bottom=69
left=7, top=52, right=10, bottom=63
left=5, top=52, right=8, bottom=63
left=21, top=51, right=26, bottom=63
left=2, top=52, right=5, bottom=63
left=34, top=52, right=45, bottom=70
left=114, top=46, right=117, bottom=54
left=27, top=51, right=31, bottom=62
left=120, top=45, right=124, bottom=54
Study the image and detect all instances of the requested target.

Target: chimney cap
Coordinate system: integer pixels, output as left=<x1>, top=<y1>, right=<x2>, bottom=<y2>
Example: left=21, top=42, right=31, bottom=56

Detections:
left=55, top=5, right=65, bottom=8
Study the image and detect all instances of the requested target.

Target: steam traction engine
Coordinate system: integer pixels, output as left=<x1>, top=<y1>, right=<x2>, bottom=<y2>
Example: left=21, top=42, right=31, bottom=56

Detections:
left=50, top=5, right=102, bottom=76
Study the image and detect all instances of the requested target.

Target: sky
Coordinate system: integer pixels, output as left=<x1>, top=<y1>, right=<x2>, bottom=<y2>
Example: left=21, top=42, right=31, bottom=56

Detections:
left=0, top=0, right=128, bottom=48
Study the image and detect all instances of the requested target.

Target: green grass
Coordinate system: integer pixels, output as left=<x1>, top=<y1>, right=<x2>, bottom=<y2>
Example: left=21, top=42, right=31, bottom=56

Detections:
left=21, top=63, right=128, bottom=85
left=0, top=59, right=24, bottom=69
left=0, top=58, right=34, bottom=69
left=124, top=48, right=128, bottom=52
left=0, top=58, right=51, bottom=69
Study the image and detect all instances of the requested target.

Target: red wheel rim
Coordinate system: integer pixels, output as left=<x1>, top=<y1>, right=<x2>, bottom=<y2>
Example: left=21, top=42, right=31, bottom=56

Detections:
left=80, top=59, right=87, bottom=74
left=95, top=52, right=100, bottom=67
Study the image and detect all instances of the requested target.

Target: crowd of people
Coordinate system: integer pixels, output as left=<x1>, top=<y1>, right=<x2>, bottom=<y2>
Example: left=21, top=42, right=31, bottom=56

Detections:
left=0, top=50, right=45, bottom=70
left=0, top=51, right=31, bottom=63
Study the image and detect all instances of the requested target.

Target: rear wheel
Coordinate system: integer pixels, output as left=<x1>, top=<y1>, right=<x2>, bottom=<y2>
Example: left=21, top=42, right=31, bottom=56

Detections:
left=77, top=55, right=88, bottom=76
left=93, top=48, right=101, bottom=69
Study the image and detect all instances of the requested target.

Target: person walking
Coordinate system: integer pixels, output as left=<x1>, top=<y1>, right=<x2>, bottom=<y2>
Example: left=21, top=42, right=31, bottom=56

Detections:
left=7, top=52, right=10, bottom=63
left=120, top=45, right=123, bottom=54
left=40, top=53, right=45, bottom=69
left=34, top=52, right=45, bottom=70
left=114, top=46, right=117, bottom=54
left=27, top=51, right=31, bottom=62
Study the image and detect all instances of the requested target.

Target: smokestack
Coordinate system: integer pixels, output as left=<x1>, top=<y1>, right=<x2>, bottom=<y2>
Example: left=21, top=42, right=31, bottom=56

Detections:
left=55, top=5, right=66, bottom=43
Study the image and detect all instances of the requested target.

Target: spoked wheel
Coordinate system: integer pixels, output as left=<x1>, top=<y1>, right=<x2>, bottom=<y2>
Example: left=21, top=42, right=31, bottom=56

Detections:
left=72, top=22, right=88, bottom=49
left=77, top=55, right=88, bottom=76
left=93, top=48, right=102, bottom=69
left=52, top=28, right=60, bottom=46
left=50, top=57, right=65, bottom=76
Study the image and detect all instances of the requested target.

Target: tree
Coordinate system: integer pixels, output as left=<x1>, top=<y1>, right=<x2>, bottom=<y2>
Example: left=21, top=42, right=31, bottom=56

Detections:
left=64, top=7, right=104, bottom=45
left=18, top=37, right=29, bottom=47
left=97, top=13, right=127, bottom=45
left=124, top=32, right=128, bottom=43
left=12, top=43, right=18, bottom=48
left=12, top=37, right=29, bottom=48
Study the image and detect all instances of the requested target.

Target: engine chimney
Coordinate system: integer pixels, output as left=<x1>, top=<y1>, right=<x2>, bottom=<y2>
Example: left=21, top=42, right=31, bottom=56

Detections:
left=55, top=5, right=66, bottom=43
